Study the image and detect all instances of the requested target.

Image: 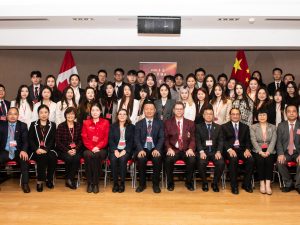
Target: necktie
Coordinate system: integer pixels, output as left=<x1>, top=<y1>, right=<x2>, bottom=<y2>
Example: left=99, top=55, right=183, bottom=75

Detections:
left=115, top=85, right=119, bottom=96
left=147, top=120, right=152, bottom=150
left=34, top=87, right=39, bottom=99
left=177, top=121, right=183, bottom=150
left=276, top=83, right=279, bottom=90
left=234, top=123, right=239, bottom=140
left=9, top=124, right=16, bottom=159
left=288, top=123, right=295, bottom=155
left=207, top=124, right=212, bottom=152
left=0, top=101, right=6, bottom=116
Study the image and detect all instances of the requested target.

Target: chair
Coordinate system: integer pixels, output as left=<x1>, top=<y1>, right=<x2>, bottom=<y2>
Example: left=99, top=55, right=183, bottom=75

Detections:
left=278, top=161, right=298, bottom=188
left=54, top=159, right=80, bottom=187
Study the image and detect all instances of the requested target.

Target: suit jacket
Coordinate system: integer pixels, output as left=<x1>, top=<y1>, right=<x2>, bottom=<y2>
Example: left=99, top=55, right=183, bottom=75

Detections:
left=101, top=100, right=118, bottom=124
left=211, top=99, right=232, bottom=125
left=154, top=99, right=175, bottom=121
left=164, top=117, right=195, bottom=152
left=29, top=84, right=44, bottom=103
left=0, top=120, right=28, bottom=153
left=250, top=123, right=277, bottom=154
left=222, top=121, right=251, bottom=153
left=113, top=82, right=126, bottom=100
left=195, top=122, right=223, bottom=153
left=276, top=120, right=300, bottom=155
left=267, top=81, right=285, bottom=97
left=134, top=84, right=144, bottom=100
left=109, top=123, right=135, bottom=154
left=28, top=120, right=56, bottom=154
left=134, top=118, right=164, bottom=153
left=55, top=121, right=83, bottom=153
left=0, top=100, right=10, bottom=117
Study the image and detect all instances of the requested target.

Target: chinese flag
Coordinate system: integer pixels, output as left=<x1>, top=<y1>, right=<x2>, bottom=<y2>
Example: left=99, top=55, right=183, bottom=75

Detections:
left=56, top=50, right=78, bottom=92
left=230, top=50, right=250, bottom=87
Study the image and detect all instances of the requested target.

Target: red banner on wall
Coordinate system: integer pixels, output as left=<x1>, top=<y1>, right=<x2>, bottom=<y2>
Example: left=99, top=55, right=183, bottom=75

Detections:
left=139, top=62, right=177, bottom=86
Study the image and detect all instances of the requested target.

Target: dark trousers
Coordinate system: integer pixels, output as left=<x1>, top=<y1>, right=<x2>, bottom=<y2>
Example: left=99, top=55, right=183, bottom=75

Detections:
left=83, top=149, right=107, bottom=185
left=34, top=150, right=57, bottom=182
left=277, top=152, right=300, bottom=188
left=136, top=149, right=162, bottom=187
left=110, top=152, right=130, bottom=184
left=254, top=153, right=275, bottom=181
left=0, top=150, right=29, bottom=184
left=226, top=151, right=254, bottom=188
left=60, top=151, right=81, bottom=181
left=165, top=151, right=196, bottom=184
left=197, top=152, right=225, bottom=184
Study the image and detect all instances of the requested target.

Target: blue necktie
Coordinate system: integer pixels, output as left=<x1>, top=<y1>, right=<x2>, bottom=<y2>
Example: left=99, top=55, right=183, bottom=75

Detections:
left=146, top=120, right=152, bottom=150
left=207, top=124, right=212, bottom=152
left=8, top=124, right=16, bottom=160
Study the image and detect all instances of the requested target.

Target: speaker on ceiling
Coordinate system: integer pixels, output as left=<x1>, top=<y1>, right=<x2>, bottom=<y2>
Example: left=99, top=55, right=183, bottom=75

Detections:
left=137, top=16, right=181, bottom=34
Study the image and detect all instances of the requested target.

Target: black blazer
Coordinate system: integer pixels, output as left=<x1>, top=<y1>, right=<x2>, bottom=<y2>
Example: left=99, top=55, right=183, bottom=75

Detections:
left=51, top=89, right=62, bottom=103
left=196, top=122, right=223, bottom=154
left=28, top=120, right=56, bottom=154
left=113, top=82, right=126, bottom=100
left=222, top=121, right=251, bottom=153
left=78, top=88, right=85, bottom=104
left=109, top=123, right=135, bottom=154
left=0, top=120, right=28, bottom=153
left=134, top=118, right=164, bottom=154
left=267, top=81, right=285, bottom=96
left=134, top=84, right=143, bottom=100
left=267, top=101, right=284, bottom=125
left=29, top=84, right=44, bottom=103
left=0, top=100, right=10, bottom=116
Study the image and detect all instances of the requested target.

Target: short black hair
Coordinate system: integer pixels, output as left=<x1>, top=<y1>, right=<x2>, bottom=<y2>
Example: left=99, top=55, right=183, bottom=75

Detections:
left=137, top=70, right=146, bottom=76
left=127, top=70, right=137, bottom=76
left=38, top=104, right=50, bottom=113
left=64, top=106, right=77, bottom=119
left=283, top=73, right=295, bottom=81
left=272, top=67, right=283, bottom=74
left=30, top=70, right=42, bottom=78
left=164, top=75, right=175, bottom=83
left=203, top=104, right=214, bottom=112
left=174, top=73, right=184, bottom=79
left=87, top=74, right=99, bottom=83
left=114, top=68, right=125, bottom=75
left=97, top=69, right=107, bottom=77
left=0, top=84, right=5, bottom=91
left=285, top=104, right=298, bottom=113
left=142, top=99, right=156, bottom=110
left=217, top=73, right=228, bottom=81
left=194, top=68, right=206, bottom=75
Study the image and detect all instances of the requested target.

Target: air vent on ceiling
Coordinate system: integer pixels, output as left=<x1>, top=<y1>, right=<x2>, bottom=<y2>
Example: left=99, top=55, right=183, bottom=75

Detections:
left=265, top=18, right=300, bottom=21
left=218, top=18, right=240, bottom=21
left=0, top=18, right=48, bottom=22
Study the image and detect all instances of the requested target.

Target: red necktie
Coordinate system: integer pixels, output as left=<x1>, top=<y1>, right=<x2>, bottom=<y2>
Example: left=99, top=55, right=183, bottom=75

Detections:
left=177, top=121, right=183, bottom=150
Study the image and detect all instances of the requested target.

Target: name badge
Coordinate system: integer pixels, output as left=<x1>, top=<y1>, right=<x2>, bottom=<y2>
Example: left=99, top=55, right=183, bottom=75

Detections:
left=206, top=140, right=213, bottom=146
left=187, top=132, right=190, bottom=138
left=92, top=136, right=99, bottom=142
left=146, top=136, right=153, bottom=143
left=70, top=143, right=76, bottom=148
left=297, top=129, right=300, bottom=135
left=9, top=140, right=17, bottom=147
left=118, top=140, right=126, bottom=147
left=234, top=140, right=240, bottom=147
left=0, top=116, right=6, bottom=121
left=40, top=141, right=45, bottom=147
left=261, top=143, right=268, bottom=149
left=106, top=113, right=112, bottom=119
left=160, top=115, right=164, bottom=120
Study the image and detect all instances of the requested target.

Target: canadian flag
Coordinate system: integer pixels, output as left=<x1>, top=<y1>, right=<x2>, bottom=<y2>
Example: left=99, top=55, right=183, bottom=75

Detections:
left=56, top=50, right=78, bottom=92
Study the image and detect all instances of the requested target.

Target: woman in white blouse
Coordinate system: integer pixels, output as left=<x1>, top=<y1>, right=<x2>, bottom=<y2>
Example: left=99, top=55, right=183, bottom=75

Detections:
left=32, top=86, right=57, bottom=123
left=69, top=74, right=84, bottom=105
left=117, top=84, right=139, bottom=125
left=55, top=86, right=77, bottom=126
left=210, top=83, right=232, bottom=125
left=11, top=85, right=33, bottom=128
left=179, top=86, right=196, bottom=121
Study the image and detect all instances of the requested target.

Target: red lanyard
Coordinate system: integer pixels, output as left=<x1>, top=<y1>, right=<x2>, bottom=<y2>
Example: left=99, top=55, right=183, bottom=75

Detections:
left=40, top=126, right=47, bottom=141
left=69, top=127, right=75, bottom=143
left=106, top=100, right=112, bottom=112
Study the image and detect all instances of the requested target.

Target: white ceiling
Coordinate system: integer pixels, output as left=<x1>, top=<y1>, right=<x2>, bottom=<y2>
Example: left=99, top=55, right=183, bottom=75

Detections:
left=0, top=0, right=300, bottom=49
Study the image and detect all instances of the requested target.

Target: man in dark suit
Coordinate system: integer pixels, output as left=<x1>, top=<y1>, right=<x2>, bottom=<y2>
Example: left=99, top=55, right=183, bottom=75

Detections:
left=276, top=104, right=300, bottom=193
left=134, top=70, right=146, bottom=100
left=28, top=70, right=44, bottom=104
left=97, top=69, right=107, bottom=99
left=267, top=67, right=285, bottom=97
left=222, top=108, right=254, bottom=194
left=126, top=69, right=138, bottom=97
left=164, top=101, right=196, bottom=191
left=134, top=100, right=164, bottom=193
left=113, top=68, right=126, bottom=100
left=0, top=84, right=10, bottom=121
left=0, top=107, right=30, bottom=193
left=196, top=106, right=225, bottom=192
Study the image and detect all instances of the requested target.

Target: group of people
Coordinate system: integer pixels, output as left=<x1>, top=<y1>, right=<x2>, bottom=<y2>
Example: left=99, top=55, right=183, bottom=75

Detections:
left=0, top=67, right=299, bottom=195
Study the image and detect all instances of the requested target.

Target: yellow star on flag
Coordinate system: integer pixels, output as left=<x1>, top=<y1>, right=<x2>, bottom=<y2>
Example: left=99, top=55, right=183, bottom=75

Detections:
left=233, top=58, right=242, bottom=74
left=245, top=77, right=249, bottom=83
left=246, top=68, right=250, bottom=73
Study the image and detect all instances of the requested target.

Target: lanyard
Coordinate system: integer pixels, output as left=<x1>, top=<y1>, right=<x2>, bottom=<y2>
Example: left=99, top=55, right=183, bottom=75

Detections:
left=69, top=127, right=75, bottom=143
left=40, top=126, right=47, bottom=142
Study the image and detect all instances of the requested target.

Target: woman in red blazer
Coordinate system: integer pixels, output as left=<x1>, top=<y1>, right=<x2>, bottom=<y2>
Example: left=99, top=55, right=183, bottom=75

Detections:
left=82, top=103, right=109, bottom=194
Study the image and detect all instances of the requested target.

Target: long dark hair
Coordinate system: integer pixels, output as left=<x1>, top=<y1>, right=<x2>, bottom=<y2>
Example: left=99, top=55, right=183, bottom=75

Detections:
left=195, top=88, right=210, bottom=113
left=145, top=73, right=158, bottom=99
left=286, top=81, right=299, bottom=98
left=15, top=85, right=33, bottom=111
left=45, top=75, right=59, bottom=92
left=101, top=81, right=117, bottom=106
left=254, top=87, right=271, bottom=109
left=211, top=83, right=228, bottom=105
left=115, top=108, right=132, bottom=126
left=234, top=82, right=251, bottom=110
left=202, top=74, right=216, bottom=92
left=60, top=86, right=77, bottom=110
left=118, top=84, right=134, bottom=116
left=158, top=83, right=171, bottom=99
left=79, top=87, right=95, bottom=113
left=40, top=86, right=53, bottom=104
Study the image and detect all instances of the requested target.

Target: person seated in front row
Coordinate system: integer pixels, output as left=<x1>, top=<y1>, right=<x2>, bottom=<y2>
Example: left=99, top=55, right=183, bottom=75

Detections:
left=196, top=106, right=225, bottom=192
left=0, top=107, right=30, bottom=193
left=134, top=100, right=164, bottom=193
left=222, top=108, right=254, bottom=195
left=276, top=104, right=300, bottom=194
left=109, top=109, right=135, bottom=193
